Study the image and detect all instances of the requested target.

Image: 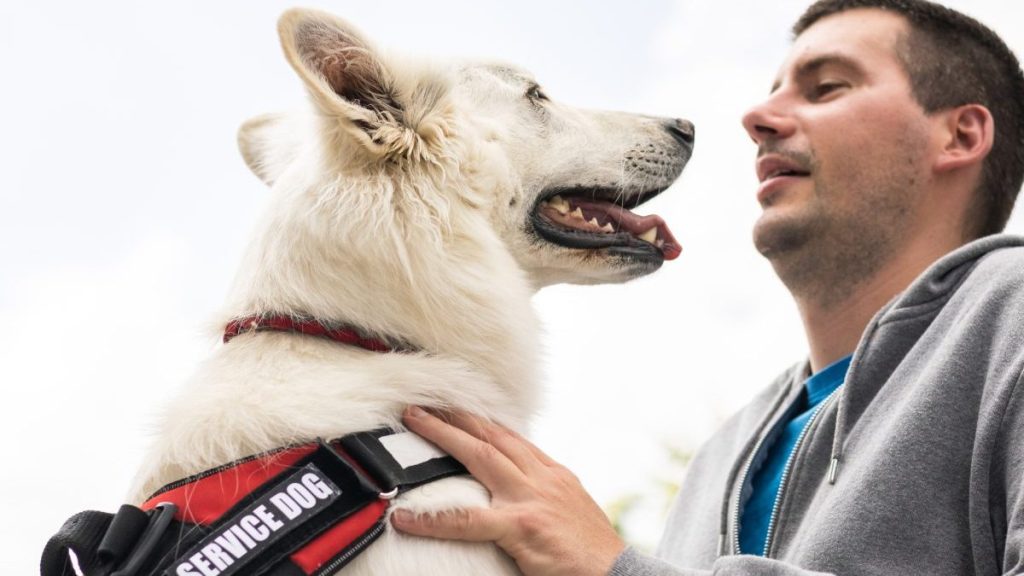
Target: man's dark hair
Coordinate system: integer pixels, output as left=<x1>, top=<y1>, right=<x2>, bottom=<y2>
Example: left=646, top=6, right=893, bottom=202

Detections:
left=794, top=0, right=1024, bottom=238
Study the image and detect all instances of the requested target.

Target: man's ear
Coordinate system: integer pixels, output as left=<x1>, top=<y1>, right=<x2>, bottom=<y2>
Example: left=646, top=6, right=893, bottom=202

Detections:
left=277, top=9, right=405, bottom=148
left=933, top=104, right=994, bottom=174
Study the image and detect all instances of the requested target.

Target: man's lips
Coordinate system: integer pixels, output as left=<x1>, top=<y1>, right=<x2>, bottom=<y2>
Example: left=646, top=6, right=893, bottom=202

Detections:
left=756, top=154, right=811, bottom=183
left=756, top=154, right=811, bottom=204
left=757, top=175, right=808, bottom=205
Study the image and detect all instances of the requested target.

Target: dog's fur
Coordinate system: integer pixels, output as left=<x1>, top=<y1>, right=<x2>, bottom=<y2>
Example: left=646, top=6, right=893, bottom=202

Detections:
left=130, top=9, right=690, bottom=574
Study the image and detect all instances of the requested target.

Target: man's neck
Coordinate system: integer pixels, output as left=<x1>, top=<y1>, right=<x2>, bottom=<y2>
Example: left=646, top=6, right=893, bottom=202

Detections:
left=796, top=271, right=904, bottom=372
left=796, top=231, right=964, bottom=373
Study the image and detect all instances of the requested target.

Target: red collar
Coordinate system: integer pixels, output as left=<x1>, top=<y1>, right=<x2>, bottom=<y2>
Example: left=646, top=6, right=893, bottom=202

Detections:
left=224, top=315, right=402, bottom=353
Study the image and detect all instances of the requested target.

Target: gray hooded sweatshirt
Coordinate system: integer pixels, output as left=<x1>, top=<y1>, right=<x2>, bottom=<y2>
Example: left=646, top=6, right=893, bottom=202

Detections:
left=611, top=235, right=1024, bottom=576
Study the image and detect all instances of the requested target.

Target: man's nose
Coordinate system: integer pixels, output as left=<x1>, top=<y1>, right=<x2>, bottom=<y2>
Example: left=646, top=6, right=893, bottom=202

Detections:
left=741, top=95, right=796, bottom=145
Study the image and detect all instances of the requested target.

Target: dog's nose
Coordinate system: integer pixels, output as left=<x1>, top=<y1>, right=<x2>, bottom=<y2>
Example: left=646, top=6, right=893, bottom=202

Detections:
left=665, top=119, right=695, bottom=149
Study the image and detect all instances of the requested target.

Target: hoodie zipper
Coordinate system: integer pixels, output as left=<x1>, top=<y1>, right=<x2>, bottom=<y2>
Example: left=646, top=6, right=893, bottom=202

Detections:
left=729, top=426, right=773, bottom=555
left=760, top=385, right=844, bottom=556
left=733, top=383, right=843, bottom=553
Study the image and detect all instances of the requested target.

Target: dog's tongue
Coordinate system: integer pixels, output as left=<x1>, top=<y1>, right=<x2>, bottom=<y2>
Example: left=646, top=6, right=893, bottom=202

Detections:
left=574, top=198, right=682, bottom=260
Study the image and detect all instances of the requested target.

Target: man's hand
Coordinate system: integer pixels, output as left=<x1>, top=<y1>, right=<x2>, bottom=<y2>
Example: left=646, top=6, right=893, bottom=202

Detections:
left=390, top=407, right=625, bottom=576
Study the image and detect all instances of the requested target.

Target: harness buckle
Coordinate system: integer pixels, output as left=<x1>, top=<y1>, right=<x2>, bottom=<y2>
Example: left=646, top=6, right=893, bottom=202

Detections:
left=108, top=502, right=177, bottom=576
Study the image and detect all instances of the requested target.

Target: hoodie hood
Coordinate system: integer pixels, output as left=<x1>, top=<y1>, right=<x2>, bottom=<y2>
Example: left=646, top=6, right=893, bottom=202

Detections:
left=829, top=234, right=1024, bottom=481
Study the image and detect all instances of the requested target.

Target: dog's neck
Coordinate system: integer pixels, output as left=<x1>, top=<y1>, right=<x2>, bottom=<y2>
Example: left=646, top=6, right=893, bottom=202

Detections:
left=221, top=175, right=541, bottom=414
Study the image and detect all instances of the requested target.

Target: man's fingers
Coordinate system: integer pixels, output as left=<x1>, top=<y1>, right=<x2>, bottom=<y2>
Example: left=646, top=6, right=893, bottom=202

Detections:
left=403, top=407, right=527, bottom=494
left=501, top=426, right=560, bottom=468
left=391, top=507, right=505, bottom=542
left=438, top=410, right=556, bottom=475
left=394, top=409, right=626, bottom=576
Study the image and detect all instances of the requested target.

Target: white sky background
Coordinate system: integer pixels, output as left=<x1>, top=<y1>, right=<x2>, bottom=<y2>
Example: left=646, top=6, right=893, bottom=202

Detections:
left=2, top=1, right=1022, bottom=571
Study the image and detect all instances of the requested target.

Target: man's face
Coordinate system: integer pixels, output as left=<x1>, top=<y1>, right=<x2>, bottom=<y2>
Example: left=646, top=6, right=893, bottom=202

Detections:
left=742, top=9, right=938, bottom=300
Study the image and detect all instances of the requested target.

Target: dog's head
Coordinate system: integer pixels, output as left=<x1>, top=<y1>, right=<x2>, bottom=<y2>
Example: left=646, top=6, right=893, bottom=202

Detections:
left=239, top=9, right=692, bottom=289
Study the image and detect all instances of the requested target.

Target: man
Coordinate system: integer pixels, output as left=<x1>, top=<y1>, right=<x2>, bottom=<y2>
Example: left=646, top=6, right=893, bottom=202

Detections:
left=392, top=1, right=1024, bottom=574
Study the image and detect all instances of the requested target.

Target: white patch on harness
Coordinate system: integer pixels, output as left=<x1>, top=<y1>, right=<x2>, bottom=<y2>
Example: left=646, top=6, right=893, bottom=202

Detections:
left=379, top=432, right=447, bottom=469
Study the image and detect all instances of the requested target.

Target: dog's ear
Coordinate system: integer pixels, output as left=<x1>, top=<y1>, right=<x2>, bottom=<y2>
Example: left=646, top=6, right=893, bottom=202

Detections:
left=237, top=113, right=293, bottom=186
left=278, top=9, right=405, bottom=146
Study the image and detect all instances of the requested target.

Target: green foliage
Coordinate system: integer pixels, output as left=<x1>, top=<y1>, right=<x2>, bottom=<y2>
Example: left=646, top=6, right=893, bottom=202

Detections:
left=604, top=443, right=694, bottom=552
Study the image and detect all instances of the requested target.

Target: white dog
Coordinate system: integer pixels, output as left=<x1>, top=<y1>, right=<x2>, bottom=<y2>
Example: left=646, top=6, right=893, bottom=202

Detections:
left=129, top=8, right=692, bottom=575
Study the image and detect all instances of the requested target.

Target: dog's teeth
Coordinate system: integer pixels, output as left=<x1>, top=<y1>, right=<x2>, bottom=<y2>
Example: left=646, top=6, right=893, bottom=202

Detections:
left=601, top=223, right=615, bottom=233
left=656, top=239, right=665, bottom=248
left=549, top=195, right=570, bottom=214
left=571, top=208, right=585, bottom=220
left=638, top=227, right=658, bottom=243
left=543, top=195, right=572, bottom=215
left=589, top=218, right=600, bottom=227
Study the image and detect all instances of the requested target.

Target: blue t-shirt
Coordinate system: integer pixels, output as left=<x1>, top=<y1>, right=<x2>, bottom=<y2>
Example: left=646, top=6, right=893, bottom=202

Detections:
left=738, top=355, right=852, bottom=555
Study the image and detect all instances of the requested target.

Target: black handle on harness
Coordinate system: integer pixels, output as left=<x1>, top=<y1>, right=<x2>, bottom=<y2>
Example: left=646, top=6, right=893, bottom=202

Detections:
left=41, top=503, right=177, bottom=576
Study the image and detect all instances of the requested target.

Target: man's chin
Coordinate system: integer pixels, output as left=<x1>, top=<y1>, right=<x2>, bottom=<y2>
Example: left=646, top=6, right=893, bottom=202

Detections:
left=752, top=211, right=817, bottom=258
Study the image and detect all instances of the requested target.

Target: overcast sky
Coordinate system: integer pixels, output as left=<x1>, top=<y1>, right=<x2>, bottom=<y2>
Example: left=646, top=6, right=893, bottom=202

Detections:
left=2, top=1, right=1022, bottom=571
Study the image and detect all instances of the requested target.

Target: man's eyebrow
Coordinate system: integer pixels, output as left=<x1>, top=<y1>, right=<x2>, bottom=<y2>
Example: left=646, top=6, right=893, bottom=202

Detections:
left=770, top=53, right=863, bottom=94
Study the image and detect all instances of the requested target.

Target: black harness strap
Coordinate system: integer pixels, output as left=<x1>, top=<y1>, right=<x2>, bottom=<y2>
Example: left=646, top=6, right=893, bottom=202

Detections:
left=42, top=510, right=117, bottom=576
left=42, top=430, right=466, bottom=576
left=340, top=429, right=471, bottom=494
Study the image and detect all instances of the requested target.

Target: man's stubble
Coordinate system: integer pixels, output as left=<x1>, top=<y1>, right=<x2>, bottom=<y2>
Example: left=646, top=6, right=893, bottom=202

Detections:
left=753, top=138, right=926, bottom=309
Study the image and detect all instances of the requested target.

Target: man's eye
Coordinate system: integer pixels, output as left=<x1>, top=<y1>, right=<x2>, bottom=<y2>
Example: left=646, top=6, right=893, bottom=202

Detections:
left=526, top=85, right=549, bottom=102
left=812, top=82, right=846, bottom=99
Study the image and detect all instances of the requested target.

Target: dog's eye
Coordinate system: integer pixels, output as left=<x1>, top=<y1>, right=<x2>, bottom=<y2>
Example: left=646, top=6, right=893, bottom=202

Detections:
left=526, top=84, right=549, bottom=102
